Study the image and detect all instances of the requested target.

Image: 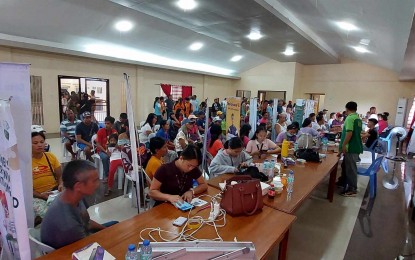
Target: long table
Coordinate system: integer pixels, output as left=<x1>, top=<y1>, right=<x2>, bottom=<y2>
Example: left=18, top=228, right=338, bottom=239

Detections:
left=37, top=187, right=296, bottom=260
left=208, top=153, right=339, bottom=214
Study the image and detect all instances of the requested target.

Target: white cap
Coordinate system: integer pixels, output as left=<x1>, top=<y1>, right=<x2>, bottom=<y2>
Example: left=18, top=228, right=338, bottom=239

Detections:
left=213, top=116, right=222, bottom=122
left=31, top=125, right=45, bottom=133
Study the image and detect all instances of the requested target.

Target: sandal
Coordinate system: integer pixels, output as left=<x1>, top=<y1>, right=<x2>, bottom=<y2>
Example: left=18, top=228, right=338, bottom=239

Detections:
left=104, top=189, right=112, bottom=196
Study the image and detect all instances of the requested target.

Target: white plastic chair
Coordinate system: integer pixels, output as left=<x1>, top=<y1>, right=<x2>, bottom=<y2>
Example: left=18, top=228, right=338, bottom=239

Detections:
left=91, top=134, right=104, bottom=179
left=28, top=228, right=55, bottom=257
left=62, top=140, right=78, bottom=158
left=116, top=166, right=124, bottom=190
left=154, top=124, right=160, bottom=132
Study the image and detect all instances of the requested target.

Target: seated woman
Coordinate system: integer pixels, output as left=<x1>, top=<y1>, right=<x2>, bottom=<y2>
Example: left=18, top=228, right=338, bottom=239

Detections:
left=145, top=137, right=168, bottom=180
left=149, top=144, right=208, bottom=206
left=298, top=118, right=319, bottom=137
left=174, top=119, right=196, bottom=156
left=246, top=127, right=281, bottom=157
left=32, top=132, right=63, bottom=222
left=208, top=137, right=253, bottom=176
left=274, top=113, right=288, bottom=136
left=207, top=124, right=223, bottom=157
left=139, top=113, right=157, bottom=147
left=276, top=124, right=298, bottom=146
left=239, top=124, right=252, bottom=148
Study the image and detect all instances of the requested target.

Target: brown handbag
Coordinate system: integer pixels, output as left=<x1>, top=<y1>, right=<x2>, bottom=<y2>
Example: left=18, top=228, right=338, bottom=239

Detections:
left=220, top=175, right=263, bottom=216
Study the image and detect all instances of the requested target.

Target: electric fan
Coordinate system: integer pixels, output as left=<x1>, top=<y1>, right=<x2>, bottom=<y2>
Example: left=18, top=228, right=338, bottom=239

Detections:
left=382, top=127, right=407, bottom=190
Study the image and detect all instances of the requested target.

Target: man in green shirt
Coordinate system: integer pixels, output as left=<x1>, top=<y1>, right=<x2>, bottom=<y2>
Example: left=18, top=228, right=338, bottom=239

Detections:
left=338, top=101, right=363, bottom=197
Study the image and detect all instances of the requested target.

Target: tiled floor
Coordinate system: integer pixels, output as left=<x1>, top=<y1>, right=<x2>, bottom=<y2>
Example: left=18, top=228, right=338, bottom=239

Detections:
left=47, top=136, right=414, bottom=259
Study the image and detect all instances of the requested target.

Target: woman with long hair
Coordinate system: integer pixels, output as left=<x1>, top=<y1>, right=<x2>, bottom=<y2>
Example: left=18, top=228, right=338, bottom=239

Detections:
left=207, top=124, right=223, bottom=157
left=246, top=126, right=280, bottom=157
left=239, top=124, right=252, bottom=148
left=139, top=113, right=157, bottom=146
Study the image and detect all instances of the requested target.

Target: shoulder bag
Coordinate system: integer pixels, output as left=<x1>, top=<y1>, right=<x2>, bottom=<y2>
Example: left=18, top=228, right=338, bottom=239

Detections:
left=220, top=175, right=263, bottom=216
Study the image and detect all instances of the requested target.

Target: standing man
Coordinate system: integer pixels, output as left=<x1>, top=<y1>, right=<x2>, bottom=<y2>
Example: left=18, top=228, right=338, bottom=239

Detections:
left=221, top=98, right=227, bottom=114
left=338, top=101, right=363, bottom=197
left=114, top=113, right=128, bottom=134
left=184, top=97, right=193, bottom=118
left=75, top=112, right=99, bottom=161
left=96, top=116, right=118, bottom=182
left=190, top=95, right=199, bottom=113
left=165, top=95, right=174, bottom=117
left=60, top=109, right=82, bottom=160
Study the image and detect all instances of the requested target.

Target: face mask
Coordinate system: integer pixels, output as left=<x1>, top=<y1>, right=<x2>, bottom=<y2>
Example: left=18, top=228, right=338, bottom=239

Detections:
left=286, top=132, right=293, bottom=137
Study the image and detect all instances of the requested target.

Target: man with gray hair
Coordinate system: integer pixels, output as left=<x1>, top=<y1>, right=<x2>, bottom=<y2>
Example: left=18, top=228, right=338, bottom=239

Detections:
left=41, top=160, right=117, bottom=249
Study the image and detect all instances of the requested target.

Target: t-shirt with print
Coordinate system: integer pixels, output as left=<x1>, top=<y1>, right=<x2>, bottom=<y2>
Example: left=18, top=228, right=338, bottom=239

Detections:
left=153, top=161, right=202, bottom=205
left=139, top=123, right=154, bottom=144
left=245, top=139, right=278, bottom=154
left=96, top=128, right=117, bottom=153
left=75, top=122, right=99, bottom=143
left=340, top=113, right=363, bottom=154
left=145, top=156, right=163, bottom=180
left=174, top=129, right=189, bottom=152
left=41, top=196, right=90, bottom=249
left=32, top=152, right=61, bottom=193
left=207, top=139, right=223, bottom=157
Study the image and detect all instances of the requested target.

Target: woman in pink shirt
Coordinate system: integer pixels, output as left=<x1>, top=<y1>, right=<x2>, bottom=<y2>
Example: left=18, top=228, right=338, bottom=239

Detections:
left=377, top=113, right=389, bottom=134
left=246, top=126, right=281, bottom=157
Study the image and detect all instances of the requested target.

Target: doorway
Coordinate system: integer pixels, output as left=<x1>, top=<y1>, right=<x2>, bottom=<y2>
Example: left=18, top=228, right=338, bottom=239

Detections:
left=58, top=75, right=110, bottom=123
left=309, top=93, right=326, bottom=113
left=257, top=91, right=286, bottom=103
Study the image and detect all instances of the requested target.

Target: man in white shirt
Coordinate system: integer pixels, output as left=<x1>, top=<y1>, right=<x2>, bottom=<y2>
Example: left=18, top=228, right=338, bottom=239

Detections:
left=322, top=109, right=328, bottom=122
left=190, top=95, right=199, bottom=112
left=312, top=115, right=327, bottom=132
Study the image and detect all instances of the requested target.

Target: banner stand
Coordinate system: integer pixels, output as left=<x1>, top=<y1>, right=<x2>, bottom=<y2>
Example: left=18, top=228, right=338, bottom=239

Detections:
left=249, top=98, right=258, bottom=139
left=201, top=99, right=209, bottom=178
left=271, top=98, right=279, bottom=141
left=123, top=73, right=144, bottom=213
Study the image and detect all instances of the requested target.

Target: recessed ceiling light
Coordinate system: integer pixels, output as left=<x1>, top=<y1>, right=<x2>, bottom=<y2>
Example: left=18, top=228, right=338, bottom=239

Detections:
left=283, top=46, right=295, bottom=56
left=247, top=31, right=263, bottom=40
left=189, top=42, right=203, bottom=51
left=336, top=21, right=358, bottom=31
left=230, top=55, right=243, bottom=62
left=353, top=46, right=369, bottom=53
left=115, top=21, right=133, bottom=32
left=359, top=39, right=370, bottom=46
left=177, top=0, right=197, bottom=10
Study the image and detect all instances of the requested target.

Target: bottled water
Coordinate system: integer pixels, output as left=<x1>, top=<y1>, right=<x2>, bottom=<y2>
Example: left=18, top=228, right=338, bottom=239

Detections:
left=125, top=244, right=138, bottom=260
left=287, top=170, right=294, bottom=193
left=294, top=142, right=298, bottom=152
left=321, top=137, right=328, bottom=154
left=270, top=159, right=276, bottom=178
left=263, top=159, right=270, bottom=179
left=140, top=239, right=152, bottom=260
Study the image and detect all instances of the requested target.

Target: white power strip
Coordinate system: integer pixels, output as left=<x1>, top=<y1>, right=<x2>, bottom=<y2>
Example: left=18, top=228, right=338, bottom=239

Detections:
left=208, top=202, right=220, bottom=221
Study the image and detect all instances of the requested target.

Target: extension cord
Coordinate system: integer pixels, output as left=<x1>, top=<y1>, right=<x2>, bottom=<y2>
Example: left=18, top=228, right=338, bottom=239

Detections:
left=208, top=202, right=220, bottom=221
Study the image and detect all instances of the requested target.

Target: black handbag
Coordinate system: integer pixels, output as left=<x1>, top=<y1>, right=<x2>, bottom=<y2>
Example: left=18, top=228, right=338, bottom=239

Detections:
left=295, top=148, right=320, bottom=162
left=236, top=166, right=268, bottom=182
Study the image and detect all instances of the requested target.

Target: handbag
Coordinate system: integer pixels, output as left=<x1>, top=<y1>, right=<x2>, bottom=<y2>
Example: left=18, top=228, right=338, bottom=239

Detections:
left=220, top=175, right=263, bottom=216
left=295, top=148, right=320, bottom=162
left=236, top=166, right=268, bottom=182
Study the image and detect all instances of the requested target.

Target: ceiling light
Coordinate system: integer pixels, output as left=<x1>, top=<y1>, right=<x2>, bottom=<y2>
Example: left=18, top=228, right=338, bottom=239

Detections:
left=283, top=46, right=295, bottom=56
left=177, top=0, right=197, bottom=10
left=336, top=21, right=358, bottom=31
left=115, top=21, right=133, bottom=32
left=247, top=31, right=263, bottom=40
left=189, top=42, right=203, bottom=51
left=230, top=55, right=243, bottom=62
left=353, top=46, right=369, bottom=53
left=359, top=39, right=370, bottom=46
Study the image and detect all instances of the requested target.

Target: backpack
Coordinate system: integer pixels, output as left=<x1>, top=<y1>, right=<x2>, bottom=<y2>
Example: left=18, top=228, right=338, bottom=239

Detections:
left=296, top=133, right=314, bottom=149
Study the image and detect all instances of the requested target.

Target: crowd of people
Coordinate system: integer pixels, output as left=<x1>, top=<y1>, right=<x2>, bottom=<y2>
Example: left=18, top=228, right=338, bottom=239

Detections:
left=32, top=92, right=393, bottom=249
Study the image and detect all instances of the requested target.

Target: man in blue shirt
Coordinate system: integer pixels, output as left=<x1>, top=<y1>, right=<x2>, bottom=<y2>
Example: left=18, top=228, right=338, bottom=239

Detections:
left=196, top=111, right=206, bottom=134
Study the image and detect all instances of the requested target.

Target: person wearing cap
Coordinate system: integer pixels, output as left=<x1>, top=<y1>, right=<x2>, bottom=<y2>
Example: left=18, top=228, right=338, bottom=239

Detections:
left=60, top=109, right=82, bottom=160
left=196, top=111, right=206, bottom=134
left=186, top=114, right=201, bottom=142
left=298, top=118, right=319, bottom=137
left=174, top=118, right=196, bottom=155
left=75, top=111, right=99, bottom=161
left=276, top=124, right=298, bottom=146
left=114, top=113, right=128, bottom=134
left=31, top=125, right=51, bottom=152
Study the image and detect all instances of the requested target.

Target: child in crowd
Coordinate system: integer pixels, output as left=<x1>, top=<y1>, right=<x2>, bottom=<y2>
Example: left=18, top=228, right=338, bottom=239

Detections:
left=105, top=134, right=122, bottom=196
left=208, top=137, right=253, bottom=176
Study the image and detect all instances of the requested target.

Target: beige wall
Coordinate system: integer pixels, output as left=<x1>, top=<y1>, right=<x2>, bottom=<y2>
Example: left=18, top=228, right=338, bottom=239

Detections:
left=0, top=47, right=235, bottom=133
left=232, top=60, right=296, bottom=101
left=295, top=59, right=415, bottom=123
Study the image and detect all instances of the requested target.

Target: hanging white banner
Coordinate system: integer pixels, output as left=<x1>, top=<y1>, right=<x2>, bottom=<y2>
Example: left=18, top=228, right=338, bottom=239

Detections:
left=0, top=63, right=31, bottom=259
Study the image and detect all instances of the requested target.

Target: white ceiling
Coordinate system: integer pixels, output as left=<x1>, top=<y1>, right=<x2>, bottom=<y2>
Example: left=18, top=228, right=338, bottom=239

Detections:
left=0, top=0, right=414, bottom=78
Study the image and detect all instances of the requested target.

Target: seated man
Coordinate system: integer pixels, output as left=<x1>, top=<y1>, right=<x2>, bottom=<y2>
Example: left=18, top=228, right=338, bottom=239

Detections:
left=60, top=109, right=81, bottom=160
left=145, top=137, right=168, bottom=180
left=75, top=112, right=99, bottom=161
left=312, top=115, right=327, bottom=132
left=361, top=118, right=378, bottom=149
left=114, top=112, right=128, bottom=134
left=41, top=160, right=117, bottom=249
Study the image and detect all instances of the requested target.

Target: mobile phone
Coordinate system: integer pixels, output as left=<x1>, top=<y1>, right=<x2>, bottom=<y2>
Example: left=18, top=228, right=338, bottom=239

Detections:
left=174, top=201, right=194, bottom=211
left=173, top=216, right=188, bottom=227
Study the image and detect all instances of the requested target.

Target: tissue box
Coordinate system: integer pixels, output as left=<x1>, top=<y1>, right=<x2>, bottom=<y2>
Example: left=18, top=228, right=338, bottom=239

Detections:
left=219, top=181, right=270, bottom=196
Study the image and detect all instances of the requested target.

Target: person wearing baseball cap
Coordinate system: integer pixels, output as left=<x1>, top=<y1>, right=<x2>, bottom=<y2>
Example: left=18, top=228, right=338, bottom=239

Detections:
left=175, top=118, right=196, bottom=155
left=75, top=111, right=99, bottom=161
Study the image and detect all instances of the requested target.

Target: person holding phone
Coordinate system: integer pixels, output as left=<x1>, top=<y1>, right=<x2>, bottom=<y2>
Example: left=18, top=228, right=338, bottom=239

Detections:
left=208, top=137, right=253, bottom=176
left=245, top=126, right=281, bottom=157
left=149, top=144, right=207, bottom=206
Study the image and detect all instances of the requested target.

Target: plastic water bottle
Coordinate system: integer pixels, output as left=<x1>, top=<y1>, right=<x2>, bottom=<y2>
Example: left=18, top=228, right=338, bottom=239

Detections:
left=294, top=142, right=298, bottom=152
left=263, top=159, right=270, bottom=179
left=322, top=137, right=328, bottom=154
left=126, top=244, right=138, bottom=260
left=287, top=170, right=294, bottom=193
left=140, top=240, right=152, bottom=260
